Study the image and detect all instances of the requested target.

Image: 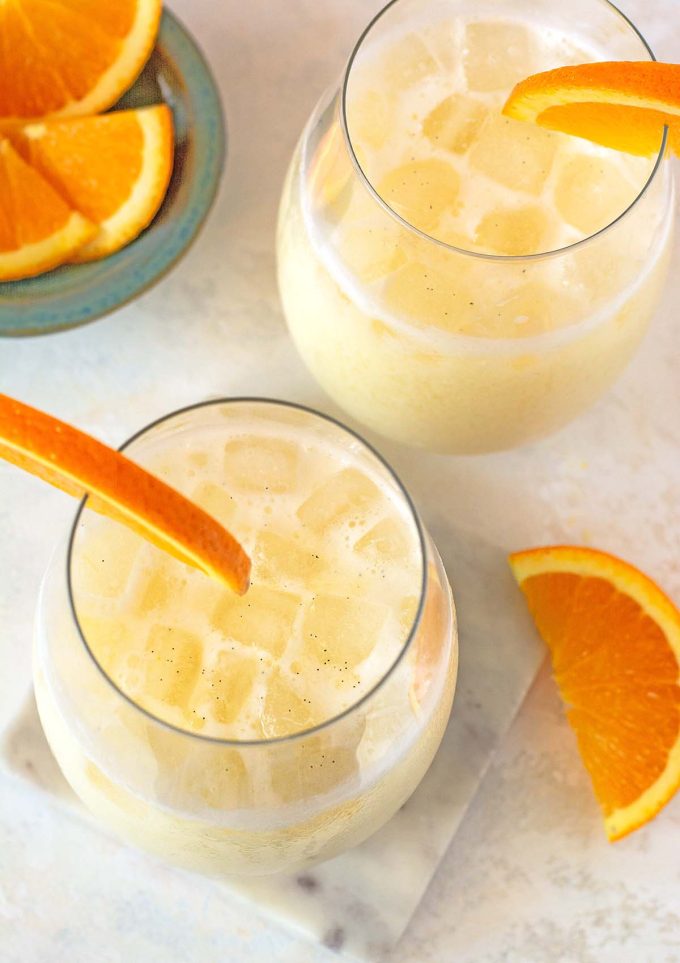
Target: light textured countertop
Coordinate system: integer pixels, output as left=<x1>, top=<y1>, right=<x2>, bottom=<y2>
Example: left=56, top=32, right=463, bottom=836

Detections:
left=1, top=0, right=680, bottom=960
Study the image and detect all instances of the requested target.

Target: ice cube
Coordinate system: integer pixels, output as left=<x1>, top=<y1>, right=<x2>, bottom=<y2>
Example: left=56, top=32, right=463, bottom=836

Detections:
left=468, top=115, right=558, bottom=195
left=377, top=158, right=460, bottom=233
left=143, top=625, right=203, bottom=709
left=253, top=530, right=325, bottom=584
left=554, top=154, right=638, bottom=236
left=569, top=234, right=629, bottom=299
left=464, top=21, right=537, bottom=92
left=354, top=517, right=412, bottom=564
left=297, top=467, right=382, bottom=536
left=224, top=435, right=299, bottom=494
left=474, top=204, right=550, bottom=255
left=192, top=649, right=258, bottom=727
left=211, top=584, right=301, bottom=658
left=383, top=260, right=477, bottom=330
left=303, top=594, right=387, bottom=668
left=191, top=480, right=236, bottom=528
left=164, top=746, right=249, bottom=810
left=270, top=734, right=360, bottom=804
left=72, top=518, right=141, bottom=599
left=347, top=86, right=394, bottom=151
left=435, top=221, right=477, bottom=251
left=423, top=95, right=488, bottom=154
left=337, top=220, right=406, bottom=284
left=260, top=669, right=320, bottom=738
left=377, top=33, right=439, bottom=90
left=132, top=557, right=187, bottom=618
left=418, top=19, right=464, bottom=74
left=337, top=181, right=407, bottom=284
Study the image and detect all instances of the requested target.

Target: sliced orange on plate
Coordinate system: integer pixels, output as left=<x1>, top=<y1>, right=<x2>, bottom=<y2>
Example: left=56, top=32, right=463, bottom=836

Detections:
left=0, top=140, right=96, bottom=282
left=0, top=106, right=174, bottom=279
left=4, top=106, right=175, bottom=262
left=0, top=0, right=162, bottom=119
left=503, top=61, right=680, bottom=156
left=510, top=546, right=680, bottom=841
left=0, top=394, right=251, bottom=595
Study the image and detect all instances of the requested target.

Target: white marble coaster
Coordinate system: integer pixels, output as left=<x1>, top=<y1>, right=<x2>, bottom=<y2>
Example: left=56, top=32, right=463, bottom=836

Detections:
left=0, top=527, right=543, bottom=961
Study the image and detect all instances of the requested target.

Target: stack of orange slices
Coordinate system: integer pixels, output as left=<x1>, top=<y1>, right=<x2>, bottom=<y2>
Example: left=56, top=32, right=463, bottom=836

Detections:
left=0, top=0, right=174, bottom=281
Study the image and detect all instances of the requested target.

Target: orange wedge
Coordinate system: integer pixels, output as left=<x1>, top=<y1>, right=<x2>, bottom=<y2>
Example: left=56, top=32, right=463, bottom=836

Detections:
left=503, top=62, right=680, bottom=156
left=0, top=139, right=96, bottom=281
left=0, top=0, right=162, bottom=119
left=0, top=394, right=251, bottom=595
left=510, top=546, right=680, bottom=841
left=4, top=106, right=175, bottom=262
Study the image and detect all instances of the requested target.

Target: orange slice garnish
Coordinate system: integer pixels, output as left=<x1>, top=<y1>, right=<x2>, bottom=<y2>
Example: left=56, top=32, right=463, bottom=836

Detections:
left=3, top=106, right=174, bottom=262
left=0, top=139, right=96, bottom=281
left=510, top=546, right=680, bottom=841
left=503, top=62, right=680, bottom=156
left=0, top=0, right=162, bottom=119
left=0, top=394, right=251, bottom=595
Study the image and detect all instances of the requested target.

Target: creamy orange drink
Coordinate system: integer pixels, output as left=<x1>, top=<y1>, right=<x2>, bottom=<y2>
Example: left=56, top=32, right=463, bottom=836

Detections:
left=277, top=0, right=674, bottom=453
left=33, top=399, right=457, bottom=875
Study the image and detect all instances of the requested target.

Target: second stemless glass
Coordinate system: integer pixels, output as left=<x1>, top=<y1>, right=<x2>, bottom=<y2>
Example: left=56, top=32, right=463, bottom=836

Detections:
left=33, top=399, right=457, bottom=877
left=277, top=0, right=674, bottom=454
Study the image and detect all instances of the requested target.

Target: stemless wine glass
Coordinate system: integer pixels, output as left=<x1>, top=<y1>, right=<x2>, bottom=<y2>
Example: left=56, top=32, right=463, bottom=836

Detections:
left=33, top=399, right=457, bottom=876
left=277, top=0, right=674, bottom=454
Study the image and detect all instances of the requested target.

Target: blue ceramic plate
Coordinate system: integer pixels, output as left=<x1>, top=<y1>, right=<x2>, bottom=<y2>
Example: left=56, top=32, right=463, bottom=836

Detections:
left=0, top=10, right=225, bottom=338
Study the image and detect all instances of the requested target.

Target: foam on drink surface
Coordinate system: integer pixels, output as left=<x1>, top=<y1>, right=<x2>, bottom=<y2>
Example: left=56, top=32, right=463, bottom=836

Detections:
left=72, top=423, right=422, bottom=741
left=303, top=17, right=658, bottom=339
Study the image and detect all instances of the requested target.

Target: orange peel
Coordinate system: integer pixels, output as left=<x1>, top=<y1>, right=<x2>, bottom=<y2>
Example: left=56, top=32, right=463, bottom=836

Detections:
left=503, top=61, right=680, bottom=156
left=0, top=394, right=251, bottom=594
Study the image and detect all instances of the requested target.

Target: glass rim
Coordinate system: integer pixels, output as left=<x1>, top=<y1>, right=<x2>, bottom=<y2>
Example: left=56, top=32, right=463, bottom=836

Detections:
left=340, top=0, right=669, bottom=264
left=65, top=397, right=430, bottom=748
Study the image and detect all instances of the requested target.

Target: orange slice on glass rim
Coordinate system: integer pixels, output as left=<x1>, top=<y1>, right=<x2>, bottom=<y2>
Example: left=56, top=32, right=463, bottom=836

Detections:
left=2, top=106, right=175, bottom=262
left=0, top=394, right=251, bottom=595
left=510, top=546, right=680, bottom=841
left=503, top=62, right=680, bottom=156
left=0, top=0, right=162, bottom=119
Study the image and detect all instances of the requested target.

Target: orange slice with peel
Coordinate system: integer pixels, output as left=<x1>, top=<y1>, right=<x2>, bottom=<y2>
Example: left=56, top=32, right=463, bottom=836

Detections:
left=0, top=0, right=162, bottom=119
left=0, top=394, right=250, bottom=595
left=0, top=139, right=96, bottom=281
left=3, top=106, right=175, bottom=262
left=510, top=546, right=680, bottom=841
left=503, top=62, right=680, bottom=156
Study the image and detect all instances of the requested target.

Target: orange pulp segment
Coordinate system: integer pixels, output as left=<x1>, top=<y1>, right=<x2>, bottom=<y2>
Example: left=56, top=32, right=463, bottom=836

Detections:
left=4, top=106, right=175, bottom=262
left=0, top=139, right=96, bottom=281
left=503, top=62, right=680, bottom=156
left=0, top=394, right=251, bottom=595
left=509, top=545, right=680, bottom=841
left=0, top=0, right=162, bottom=119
